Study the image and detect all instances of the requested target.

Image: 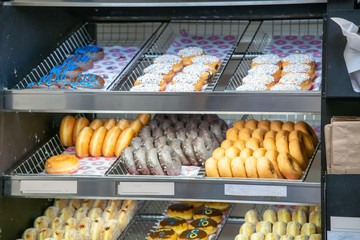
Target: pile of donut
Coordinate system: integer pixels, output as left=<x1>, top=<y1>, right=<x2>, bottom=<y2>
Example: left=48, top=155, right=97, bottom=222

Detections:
left=28, top=45, right=106, bottom=90
left=130, top=46, right=221, bottom=92
left=59, top=113, right=151, bottom=158
left=236, top=53, right=316, bottom=91
left=205, top=119, right=318, bottom=180
left=148, top=201, right=230, bottom=240
left=235, top=206, right=321, bottom=240
left=19, top=198, right=137, bottom=240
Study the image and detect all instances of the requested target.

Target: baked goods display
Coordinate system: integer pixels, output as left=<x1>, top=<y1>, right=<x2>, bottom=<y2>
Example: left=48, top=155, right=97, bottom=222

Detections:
left=27, top=45, right=106, bottom=90
left=236, top=54, right=317, bottom=91
left=130, top=46, right=221, bottom=92
left=234, top=207, right=321, bottom=240
left=205, top=119, right=318, bottom=180
left=20, top=199, right=137, bottom=240
left=120, top=114, right=227, bottom=176
left=148, top=201, right=231, bottom=240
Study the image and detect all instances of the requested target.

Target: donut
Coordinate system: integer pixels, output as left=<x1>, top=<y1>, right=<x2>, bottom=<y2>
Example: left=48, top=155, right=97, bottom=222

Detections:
left=265, top=233, right=280, bottom=240
left=129, top=119, right=143, bottom=135
left=294, top=235, right=310, bottom=240
left=34, top=216, right=51, bottom=231
left=309, top=211, right=321, bottom=233
left=88, top=126, right=107, bottom=157
left=45, top=154, right=79, bottom=174
left=190, top=218, right=218, bottom=235
left=66, top=73, right=105, bottom=89
left=282, top=53, right=315, bottom=69
left=277, top=153, right=302, bottom=179
left=246, top=138, right=260, bottom=151
left=60, top=116, right=76, bottom=147
left=309, top=205, right=321, bottom=214
left=275, top=130, right=290, bottom=141
left=240, top=148, right=254, bottom=162
left=44, top=206, right=60, bottom=220
left=257, top=157, right=278, bottom=179
left=301, top=223, right=317, bottom=235
left=181, top=201, right=204, bottom=209
left=205, top=202, right=230, bottom=211
left=286, top=221, right=301, bottom=236
left=276, top=136, right=289, bottom=153
left=178, top=47, right=205, bottom=66
left=148, top=228, right=177, bottom=240
left=193, top=207, right=222, bottom=223
left=294, top=121, right=318, bottom=147
left=60, top=207, right=74, bottom=221
left=160, top=217, right=188, bottom=235
left=192, top=55, right=221, bottom=73
left=233, top=120, right=246, bottom=130
left=263, top=138, right=277, bottom=151
left=64, top=217, right=78, bottom=231
left=245, top=156, right=259, bottom=178
left=251, top=54, right=281, bottom=68
left=212, top=147, right=225, bottom=160
left=89, top=119, right=104, bottom=130
left=270, top=120, right=283, bottom=132
left=245, top=119, right=258, bottom=131
left=233, top=140, right=246, bottom=151
left=102, top=206, right=118, bottom=221
left=264, top=130, right=277, bottom=139
left=205, top=158, right=220, bottom=177
left=282, top=63, right=316, bottom=80
left=51, top=217, right=64, bottom=231
left=289, top=138, right=308, bottom=170
left=258, top=120, right=271, bottom=131
left=178, top=229, right=208, bottom=240
left=235, top=234, right=250, bottom=240
left=144, top=63, right=175, bottom=83
left=245, top=210, right=260, bottom=225
left=137, top=113, right=151, bottom=125
left=256, top=221, right=273, bottom=235
left=93, top=200, right=108, bottom=210
left=75, top=127, right=94, bottom=158
left=77, top=217, right=92, bottom=240
left=253, top=148, right=267, bottom=158
left=172, top=73, right=204, bottom=91
left=231, top=157, right=247, bottom=178
left=130, top=83, right=162, bottom=92
left=75, top=45, right=104, bottom=61
left=168, top=203, right=194, bottom=220
left=309, top=234, right=321, bottom=240
left=238, top=128, right=252, bottom=141
left=295, top=206, right=309, bottom=216
left=218, top=156, right=233, bottom=177
left=225, top=146, right=240, bottom=159
left=68, top=199, right=83, bottom=210
left=264, top=150, right=284, bottom=179
left=182, top=64, right=213, bottom=84
left=273, top=222, right=287, bottom=237
left=154, top=54, right=183, bottom=73
left=64, top=54, right=93, bottom=71
left=50, top=62, right=83, bottom=79
left=278, top=208, right=292, bottom=224
left=277, top=73, right=312, bottom=90
left=22, top=228, right=39, bottom=240
left=74, top=207, right=88, bottom=221
left=134, top=73, right=167, bottom=91
left=72, top=117, right=90, bottom=144
left=115, top=128, right=136, bottom=157
left=103, top=118, right=116, bottom=130
left=101, top=126, right=122, bottom=157
left=117, top=119, right=129, bottom=130
left=282, top=121, right=295, bottom=132
left=251, top=232, right=265, bottom=240
left=263, top=209, right=277, bottom=224
left=90, top=217, right=105, bottom=240
left=38, top=228, right=53, bottom=239
left=54, top=199, right=68, bottom=210
left=289, top=130, right=314, bottom=158
left=248, top=64, right=281, bottom=82
left=240, top=222, right=256, bottom=236
left=252, top=128, right=267, bottom=142
left=88, top=208, right=103, bottom=220
left=240, top=74, right=276, bottom=90
left=226, top=127, right=239, bottom=141
left=221, top=139, right=234, bottom=149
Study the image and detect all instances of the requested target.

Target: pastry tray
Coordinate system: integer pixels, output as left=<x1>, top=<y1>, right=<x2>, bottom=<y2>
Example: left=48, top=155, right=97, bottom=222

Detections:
left=225, top=19, right=323, bottom=92
left=118, top=20, right=249, bottom=92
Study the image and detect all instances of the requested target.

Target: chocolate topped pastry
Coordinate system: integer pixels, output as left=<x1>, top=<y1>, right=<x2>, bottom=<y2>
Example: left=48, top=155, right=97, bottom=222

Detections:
left=193, top=207, right=222, bottom=223
left=148, top=228, right=177, bottom=240
left=168, top=203, right=194, bottom=220
left=159, top=217, right=188, bottom=235
left=178, top=229, right=208, bottom=240
left=190, top=218, right=218, bottom=235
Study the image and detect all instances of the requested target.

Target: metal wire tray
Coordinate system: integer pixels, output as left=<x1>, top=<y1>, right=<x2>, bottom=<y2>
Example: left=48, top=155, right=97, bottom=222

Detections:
left=226, top=19, right=323, bottom=91
left=119, top=20, right=249, bottom=92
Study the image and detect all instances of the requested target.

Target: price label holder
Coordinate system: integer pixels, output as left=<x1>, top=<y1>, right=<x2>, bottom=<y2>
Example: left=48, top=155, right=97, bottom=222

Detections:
left=20, top=180, right=77, bottom=194
left=118, top=182, right=175, bottom=196
left=224, top=184, right=287, bottom=197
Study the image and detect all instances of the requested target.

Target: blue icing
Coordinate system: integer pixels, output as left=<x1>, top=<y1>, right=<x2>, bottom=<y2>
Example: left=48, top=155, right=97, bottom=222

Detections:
left=64, top=54, right=91, bottom=64
left=50, top=62, right=80, bottom=75
left=75, top=45, right=102, bottom=54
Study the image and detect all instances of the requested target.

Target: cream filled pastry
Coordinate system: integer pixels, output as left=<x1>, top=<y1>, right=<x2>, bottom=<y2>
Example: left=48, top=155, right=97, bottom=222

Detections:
left=134, top=73, right=166, bottom=91
left=236, top=82, right=268, bottom=91
left=241, top=74, right=276, bottom=89
left=277, top=73, right=312, bottom=90
left=281, top=63, right=315, bottom=79
left=182, top=64, right=213, bottom=84
left=130, top=84, right=162, bottom=92
left=165, top=82, right=196, bottom=92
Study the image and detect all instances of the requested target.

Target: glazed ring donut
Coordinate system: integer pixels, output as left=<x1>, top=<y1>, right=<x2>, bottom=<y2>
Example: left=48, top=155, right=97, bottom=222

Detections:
left=72, top=117, right=90, bottom=144
left=240, top=148, right=254, bottom=162
left=253, top=148, right=267, bottom=158
left=225, top=146, right=241, bottom=159
left=218, top=156, right=233, bottom=177
left=102, top=126, right=122, bottom=157
left=245, top=119, right=258, bottom=131
left=205, top=157, right=220, bottom=177
left=258, top=120, right=271, bottom=131
left=115, top=128, right=136, bottom=157
left=238, top=128, right=252, bottom=142
left=45, top=154, right=79, bottom=174
left=89, top=126, right=107, bottom=157
left=129, top=119, right=143, bottom=135
left=276, top=136, right=289, bottom=153
left=277, top=152, right=302, bottom=179
left=252, top=128, right=267, bottom=142
left=89, top=119, right=104, bottom=130
left=245, top=156, right=259, bottom=178
left=263, top=138, right=277, bottom=151
left=289, top=130, right=314, bottom=158
left=245, top=138, right=260, bottom=151
left=60, top=115, right=76, bottom=147
left=233, top=120, right=245, bottom=130
left=282, top=121, right=295, bottom=132
left=212, top=147, right=226, bottom=160
left=257, top=157, right=278, bottom=179
left=289, top=138, right=308, bottom=170
left=264, top=130, right=277, bottom=139
left=275, top=130, right=290, bottom=141
left=295, top=121, right=318, bottom=147
left=221, top=139, right=234, bottom=149
left=270, top=120, right=283, bottom=132
left=231, top=156, right=247, bottom=178
left=233, top=140, right=246, bottom=151
left=103, top=118, right=116, bottom=130
left=264, top=149, right=284, bottom=179
left=137, top=113, right=151, bottom=125
left=76, top=126, right=94, bottom=158
left=117, top=119, right=129, bottom=131
left=226, top=127, right=239, bottom=141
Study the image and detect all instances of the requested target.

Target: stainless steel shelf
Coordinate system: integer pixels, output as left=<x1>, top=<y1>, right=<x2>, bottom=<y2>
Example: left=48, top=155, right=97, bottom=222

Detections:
left=4, top=91, right=321, bottom=113
left=3, top=0, right=327, bottom=7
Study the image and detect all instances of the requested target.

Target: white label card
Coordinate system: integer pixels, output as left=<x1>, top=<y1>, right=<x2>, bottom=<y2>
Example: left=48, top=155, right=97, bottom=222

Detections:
left=20, top=180, right=77, bottom=194
left=118, top=182, right=174, bottom=196
left=224, top=184, right=287, bottom=197
left=331, top=216, right=360, bottom=232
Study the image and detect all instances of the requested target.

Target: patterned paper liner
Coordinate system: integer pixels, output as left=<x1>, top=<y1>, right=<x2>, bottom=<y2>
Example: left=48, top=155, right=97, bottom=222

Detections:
left=147, top=202, right=232, bottom=240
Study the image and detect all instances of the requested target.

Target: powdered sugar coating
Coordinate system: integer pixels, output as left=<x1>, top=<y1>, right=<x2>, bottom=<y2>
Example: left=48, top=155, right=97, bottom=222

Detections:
left=130, top=84, right=161, bottom=92
left=279, top=73, right=310, bottom=85
left=178, top=47, right=205, bottom=58
left=136, top=73, right=164, bottom=85
left=282, top=63, right=311, bottom=74
left=182, top=64, right=212, bottom=77
left=236, top=82, right=268, bottom=91
left=248, top=64, right=279, bottom=75
left=270, top=84, right=302, bottom=91
left=192, top=55, right=220, bottom=65
left=144, top=64, right=173, bottom=75
left=242, top=74, right=275, bottom=85
left=154, top=55, right=182, bottom=65
left=172, top=73, right=199, bottom=85
left=166, top=83, right=196, bottom=92
left=252, top=54, right=281, bottom=65
left=283, top=53, right=314, bottom=65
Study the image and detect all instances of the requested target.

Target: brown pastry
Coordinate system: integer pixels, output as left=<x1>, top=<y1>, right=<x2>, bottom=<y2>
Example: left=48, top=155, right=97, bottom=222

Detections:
left=159, top=217, right=188, bottom=235
left=178, top=229, right=209, bottom=240
left=167, top=203, right=194, bottom=221
left=193, top=207, right=222, bottom=223
left=148, top=228, right=177, bottom=240
left=190, top=218, right=218, bottom=235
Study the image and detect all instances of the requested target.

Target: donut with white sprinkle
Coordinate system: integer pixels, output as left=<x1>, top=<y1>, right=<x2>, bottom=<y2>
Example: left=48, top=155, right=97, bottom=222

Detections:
left=242, top=74, right=276, bottom=89
left=248, top=64, right=281, bottom=82
left=144, top=64, right=175, bottom=83
left=134, top=73, right=166, bottom=91
left=251, top=54, right=281, bottom=68
left=278, top=72, right=312, bottom=90
left=192, top=55, right=221, bottom=73
left=172, top=73, right=204, bottom=91
left=178, top=47, right=205, bottom=66
left=182, top=64, right=213, bottom=84
left=166, top=82, right=196, bottom=92
left=281, top=63, right=316, bottom=80
left=154, top=55, right=183, bottom=73
left=282, top=54, right=315, bottom=69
